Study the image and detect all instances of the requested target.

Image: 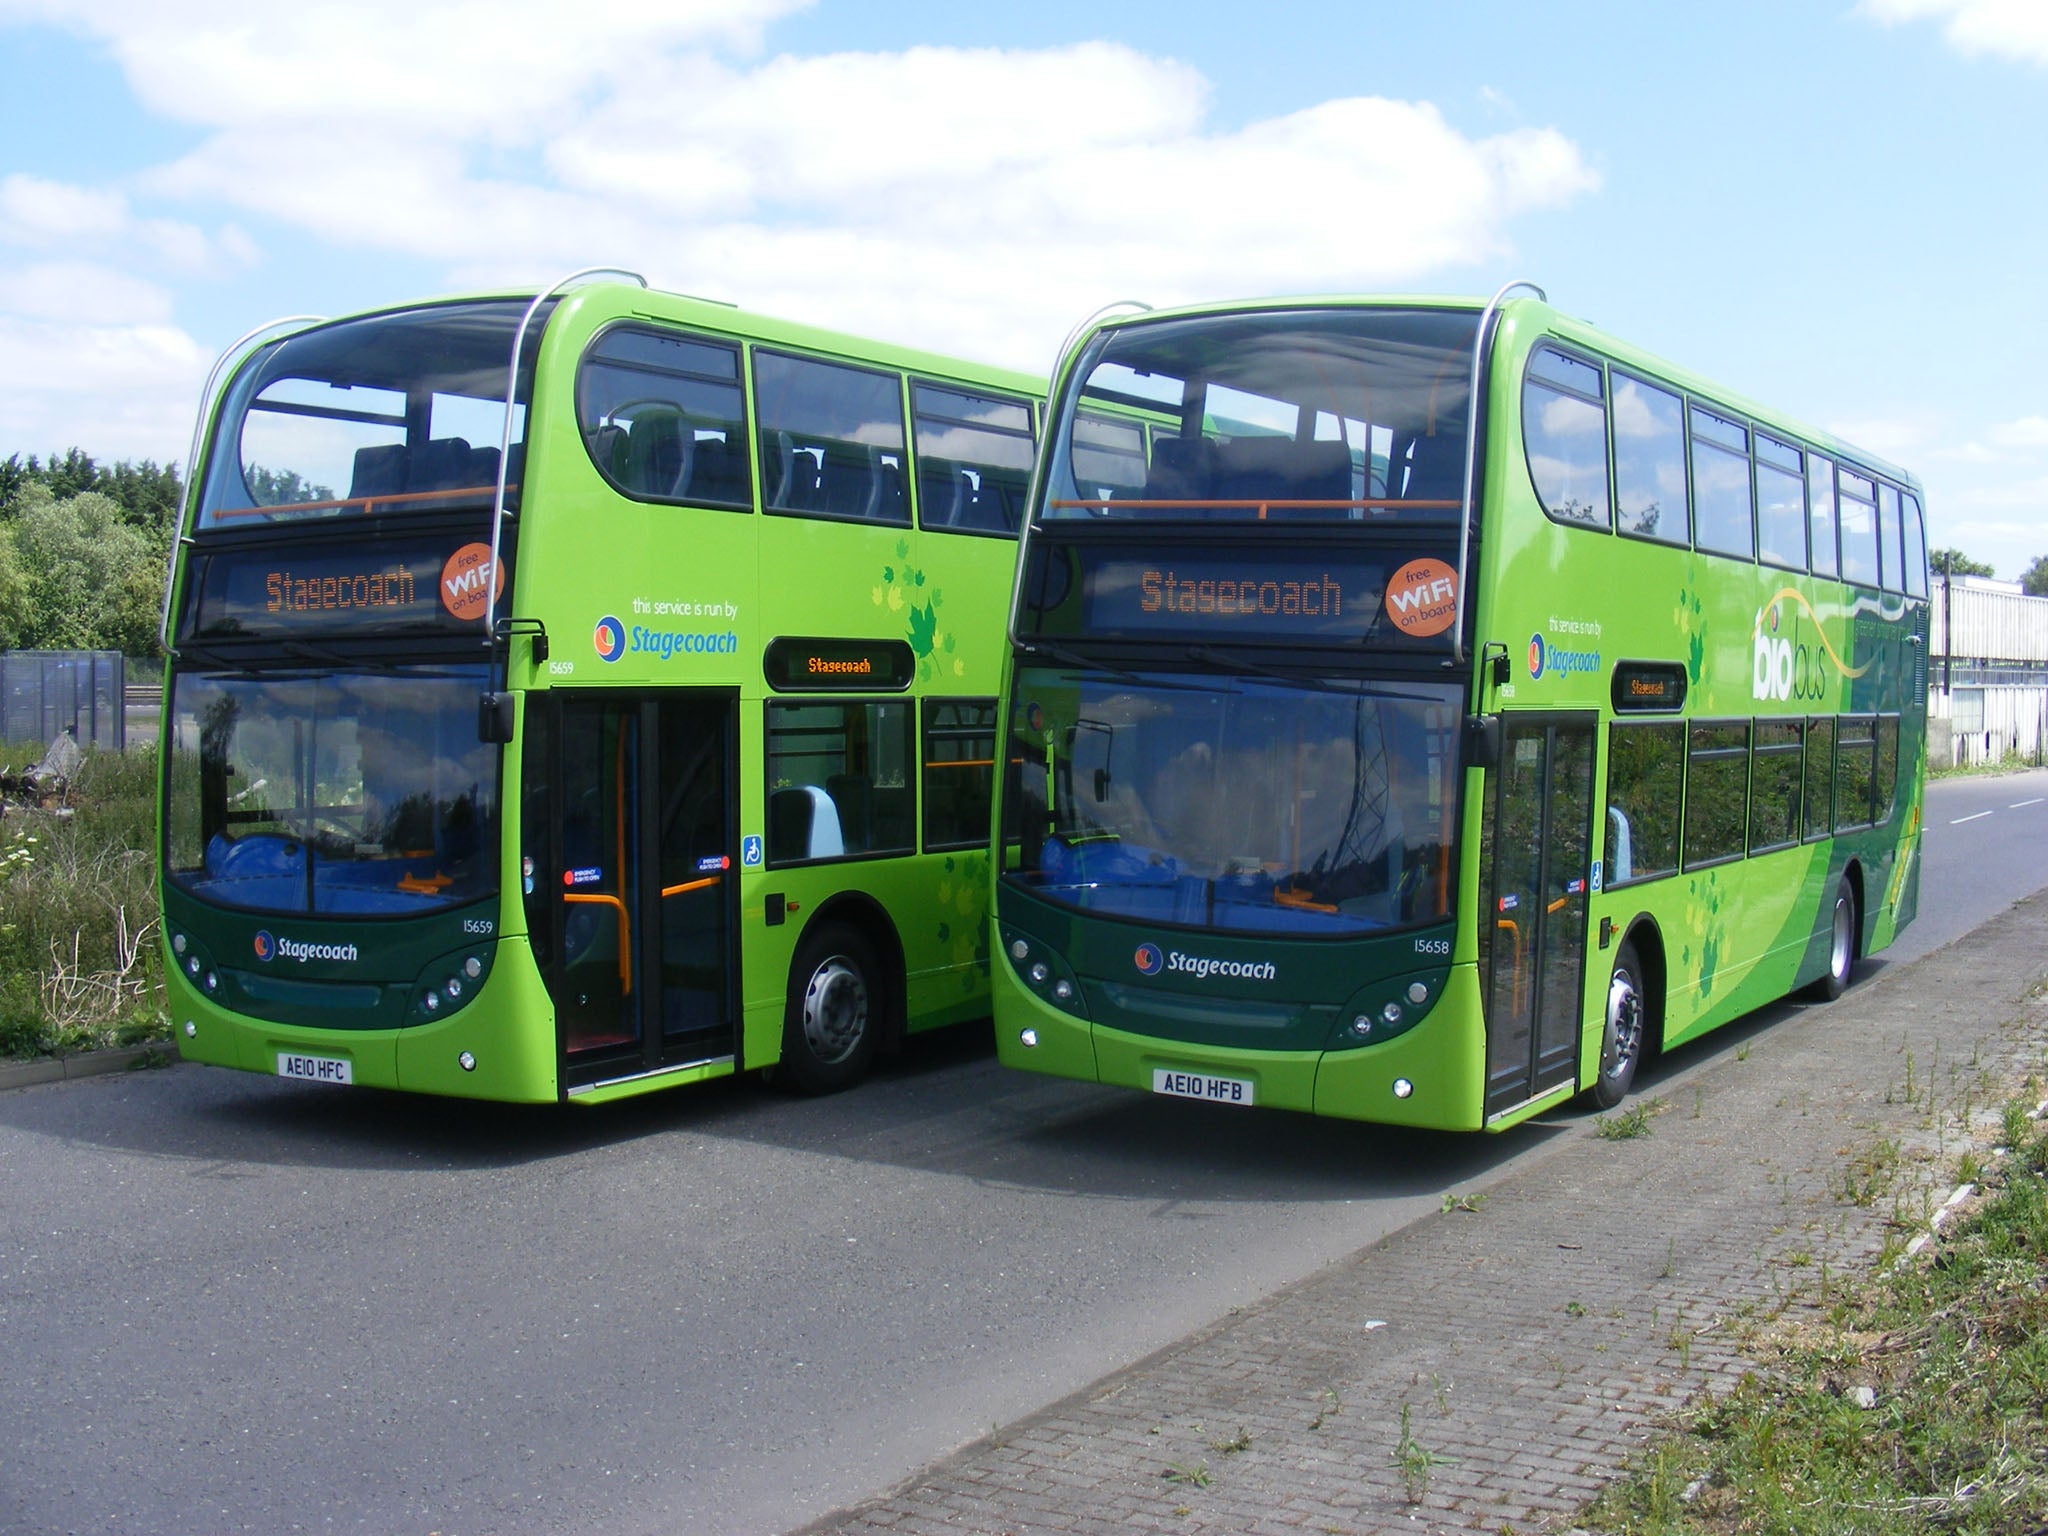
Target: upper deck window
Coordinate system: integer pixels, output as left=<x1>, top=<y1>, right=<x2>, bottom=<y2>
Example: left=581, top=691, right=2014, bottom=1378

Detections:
left=1039, top=307, right=1479, bottom=524
left=197, top=301, right=548, bottom=531
left=1755, top=434, right=1807, bottom=571
left=1521, top=345, right=1610, bottom=528
left=1612, top=372, right=1686, bottom=544
left=1902, top=493, right=1928, bottom=598
left=577, top=326, right=751, bottom=510
left=1689, top=405, right=1754, bottom=558
left=754, top=351, right=910, bottom=525
left=1838, top=469, right=1880, bottom=587
left=911, top=384, right=1034, bottom=536
left=1878, top=483, right=1906, bottom=594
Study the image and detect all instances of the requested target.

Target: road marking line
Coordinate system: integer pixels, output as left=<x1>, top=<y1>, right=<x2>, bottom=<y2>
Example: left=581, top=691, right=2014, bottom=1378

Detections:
left=2009, top=797, right=2044, bottom=808
left=1950, top=810, right=1994, bottom=824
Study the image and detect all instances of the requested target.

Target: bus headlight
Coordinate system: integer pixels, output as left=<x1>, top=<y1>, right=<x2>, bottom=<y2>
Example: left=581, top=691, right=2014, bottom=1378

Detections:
left=1328, top=966, right=1447, bottom=1051
left=998, top=925, right=1089, bottom=1020
left=410, top=942, right=495, bottom=1025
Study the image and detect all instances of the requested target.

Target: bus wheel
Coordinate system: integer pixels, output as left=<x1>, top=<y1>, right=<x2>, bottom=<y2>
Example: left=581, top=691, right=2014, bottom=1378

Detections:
left=1592, top=941, right=1646, bottom=1109
left=779, top=924, right=879, bottom=1094
left=1811, top=876, right=1859, bottom=1001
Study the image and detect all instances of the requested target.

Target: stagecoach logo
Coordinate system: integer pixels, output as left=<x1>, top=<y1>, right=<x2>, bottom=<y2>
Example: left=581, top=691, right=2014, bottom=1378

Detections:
left=593, top=615, right=626, bottom=663
left=1527, top=631, right=1601, bottom=681
left=1133, top=942, right=1278, bottom=984
left=253, top=930, right=360, bottom=965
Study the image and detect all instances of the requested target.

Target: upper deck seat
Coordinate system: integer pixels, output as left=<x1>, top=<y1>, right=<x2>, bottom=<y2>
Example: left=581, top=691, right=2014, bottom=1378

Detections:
left=686, top=436, right=747, bottom=505
left=621, top=410, right=690, bottom=498
left=408, top=436, right=478, bottom=493
left=1215, top=437, right=1353, bottom=518
left=1141, top=435, right=1219, bottom=511
left=820, top=446, right=878, bottom=520
left=349, top=443, right=408, bottom=501
left=1389, top=430, right=1468, bottom=510
left=769, top=433, right=824, bottom=511
left=919, top=461, right=966, bottom=527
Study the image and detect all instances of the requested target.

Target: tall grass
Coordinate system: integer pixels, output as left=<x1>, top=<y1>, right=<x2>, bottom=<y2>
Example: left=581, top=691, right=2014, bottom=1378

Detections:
left=1584, top=1097, right=2048, bottom=1534
left=0, top=739, right=167, bottom=1057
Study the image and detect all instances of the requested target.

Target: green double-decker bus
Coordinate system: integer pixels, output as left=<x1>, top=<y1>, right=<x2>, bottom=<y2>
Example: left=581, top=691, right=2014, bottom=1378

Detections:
left=993, top=286, right=1928, bottom=1131
left=160, top=271, right=1039, bottom=1103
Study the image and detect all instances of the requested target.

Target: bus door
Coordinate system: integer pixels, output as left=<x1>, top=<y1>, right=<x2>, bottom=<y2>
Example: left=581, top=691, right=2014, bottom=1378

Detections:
left=1480, top=713, right=1595, bottom=1119
left=548, top=691, right=739, bottom=1088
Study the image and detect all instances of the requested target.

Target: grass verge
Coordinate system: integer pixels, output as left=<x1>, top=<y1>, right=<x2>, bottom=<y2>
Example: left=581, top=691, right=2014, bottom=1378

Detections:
left=0, top=740, right=167, bottom=1058
left=1582, top=1087, right=2048, bottom=1534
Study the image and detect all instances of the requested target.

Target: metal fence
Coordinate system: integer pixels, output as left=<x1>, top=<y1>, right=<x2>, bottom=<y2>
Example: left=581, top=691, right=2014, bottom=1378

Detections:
left=1929, top=578, right=2048, bottom=767
left=0, top=650, right=126, bottom=752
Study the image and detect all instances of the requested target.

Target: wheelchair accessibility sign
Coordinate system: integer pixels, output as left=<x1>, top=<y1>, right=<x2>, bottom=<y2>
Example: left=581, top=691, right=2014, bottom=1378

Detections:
left=741, top=835, right=764, bottom=868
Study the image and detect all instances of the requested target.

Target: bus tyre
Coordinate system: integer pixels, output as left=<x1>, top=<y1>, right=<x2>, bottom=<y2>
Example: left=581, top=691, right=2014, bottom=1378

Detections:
left=779, top=924, right=879, bottom=1094
left=1811, top=876, right=1859, bottom=1001
left=1592, top=941, right=1646, bottom=1110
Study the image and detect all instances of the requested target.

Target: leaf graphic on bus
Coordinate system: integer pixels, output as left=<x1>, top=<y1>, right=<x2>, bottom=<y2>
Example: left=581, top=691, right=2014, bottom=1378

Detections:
left=907, top=601, right=939, bottom=656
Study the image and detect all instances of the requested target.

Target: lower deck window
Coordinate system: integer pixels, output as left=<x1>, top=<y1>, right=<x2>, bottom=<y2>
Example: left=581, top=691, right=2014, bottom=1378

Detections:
left=766, top=699, right=914, bottom=862
left=1683, top=720, right=1751, bottom=868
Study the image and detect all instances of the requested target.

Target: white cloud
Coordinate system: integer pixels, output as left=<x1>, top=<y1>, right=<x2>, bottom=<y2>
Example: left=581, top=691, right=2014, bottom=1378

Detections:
left=0, top=315, right=209, bottom=462
left=0, top=5, right=1601, bottom=453
left=0, top=172, right=252, bottom=275
left=1990, top=415, right=2048, bottom=450
left=1, top=262, right=175, bottom=323
left=0, top=173, right=129, bottom=244
left=1859, top=0, right=2048, bottom=67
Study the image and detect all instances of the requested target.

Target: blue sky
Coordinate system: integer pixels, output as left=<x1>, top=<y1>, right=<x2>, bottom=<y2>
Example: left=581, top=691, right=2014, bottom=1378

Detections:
left=3, top=0, right=2046, bottom=575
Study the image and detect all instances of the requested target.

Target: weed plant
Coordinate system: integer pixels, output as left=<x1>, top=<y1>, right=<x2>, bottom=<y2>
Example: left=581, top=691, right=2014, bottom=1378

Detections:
left=1584, top=1101, right=2048, bottom=1534
left=0, top=740, right=166, bottom=1057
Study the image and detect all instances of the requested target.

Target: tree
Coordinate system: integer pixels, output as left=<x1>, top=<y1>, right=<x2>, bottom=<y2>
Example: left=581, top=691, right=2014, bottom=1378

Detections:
left=1929, top=547, right=1995, bottom=579
left=2022, top=555, right=2048, bottom=599
left=0, top=450, right=184, bottom=529
left=0, top=524, right=30, bottom=649
left=8, top=485, right=166, bottom=653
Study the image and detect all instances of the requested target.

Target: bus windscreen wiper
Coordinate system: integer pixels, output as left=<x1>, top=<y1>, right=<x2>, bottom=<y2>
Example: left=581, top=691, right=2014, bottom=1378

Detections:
left=1018, top=640, right=1143, bottom=685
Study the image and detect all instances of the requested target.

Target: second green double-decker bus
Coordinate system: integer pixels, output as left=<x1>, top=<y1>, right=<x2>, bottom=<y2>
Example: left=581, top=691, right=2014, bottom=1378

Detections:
left=993, top=286, right=1927, bottom=1131
left=161, top=271, right=1039, bottom=1103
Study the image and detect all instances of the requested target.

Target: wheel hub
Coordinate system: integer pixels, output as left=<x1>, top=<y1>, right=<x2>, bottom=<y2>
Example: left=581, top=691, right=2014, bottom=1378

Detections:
left=801, top=957, right=869, bottom=1065
left=1603, top=971, right=1643, bottom=1080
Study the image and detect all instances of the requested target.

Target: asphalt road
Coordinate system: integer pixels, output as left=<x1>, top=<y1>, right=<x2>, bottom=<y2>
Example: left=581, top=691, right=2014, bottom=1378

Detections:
left=2, top=769, right=2045, bottom=1536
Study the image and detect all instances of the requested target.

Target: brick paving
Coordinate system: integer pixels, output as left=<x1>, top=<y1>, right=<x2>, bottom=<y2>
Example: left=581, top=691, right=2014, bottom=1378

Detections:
left=795, top=893, right=2048, bottom=1536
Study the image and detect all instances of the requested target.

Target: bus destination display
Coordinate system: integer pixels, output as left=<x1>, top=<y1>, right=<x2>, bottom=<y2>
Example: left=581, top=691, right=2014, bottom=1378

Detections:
left=184, top=538, right=501, bottom=640
left=764, top=636, right=916, bottom=691
left=1025, top=542, right=1458, bottom=646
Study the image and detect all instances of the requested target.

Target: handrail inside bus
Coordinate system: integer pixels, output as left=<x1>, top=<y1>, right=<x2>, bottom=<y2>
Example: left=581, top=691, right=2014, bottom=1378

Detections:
left=160, top=314, right=327, bottom=650
left=1010, top=298, right=1152, bottom=650
left=1047, top=498, right=1461, bottom=516
left=208, top=483, right=512, bottom=520
left=483, top=266, right=648, bottom=640
left=1453, top=280, right=1545, bottom=665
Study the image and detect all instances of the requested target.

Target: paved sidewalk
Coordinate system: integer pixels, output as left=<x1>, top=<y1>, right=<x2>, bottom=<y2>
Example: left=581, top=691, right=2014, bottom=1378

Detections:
left=798, top=893, right=2048, bottom=1536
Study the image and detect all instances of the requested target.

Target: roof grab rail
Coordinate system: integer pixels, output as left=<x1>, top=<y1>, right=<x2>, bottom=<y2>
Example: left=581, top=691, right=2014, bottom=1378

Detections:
left=1452, top=280, right=1546, bottom=665
left=483, top=266, right=648, bottom=638
left=1009, top=299, right=1152, bottom=648
left=158, top=313, right=327, bottom=651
